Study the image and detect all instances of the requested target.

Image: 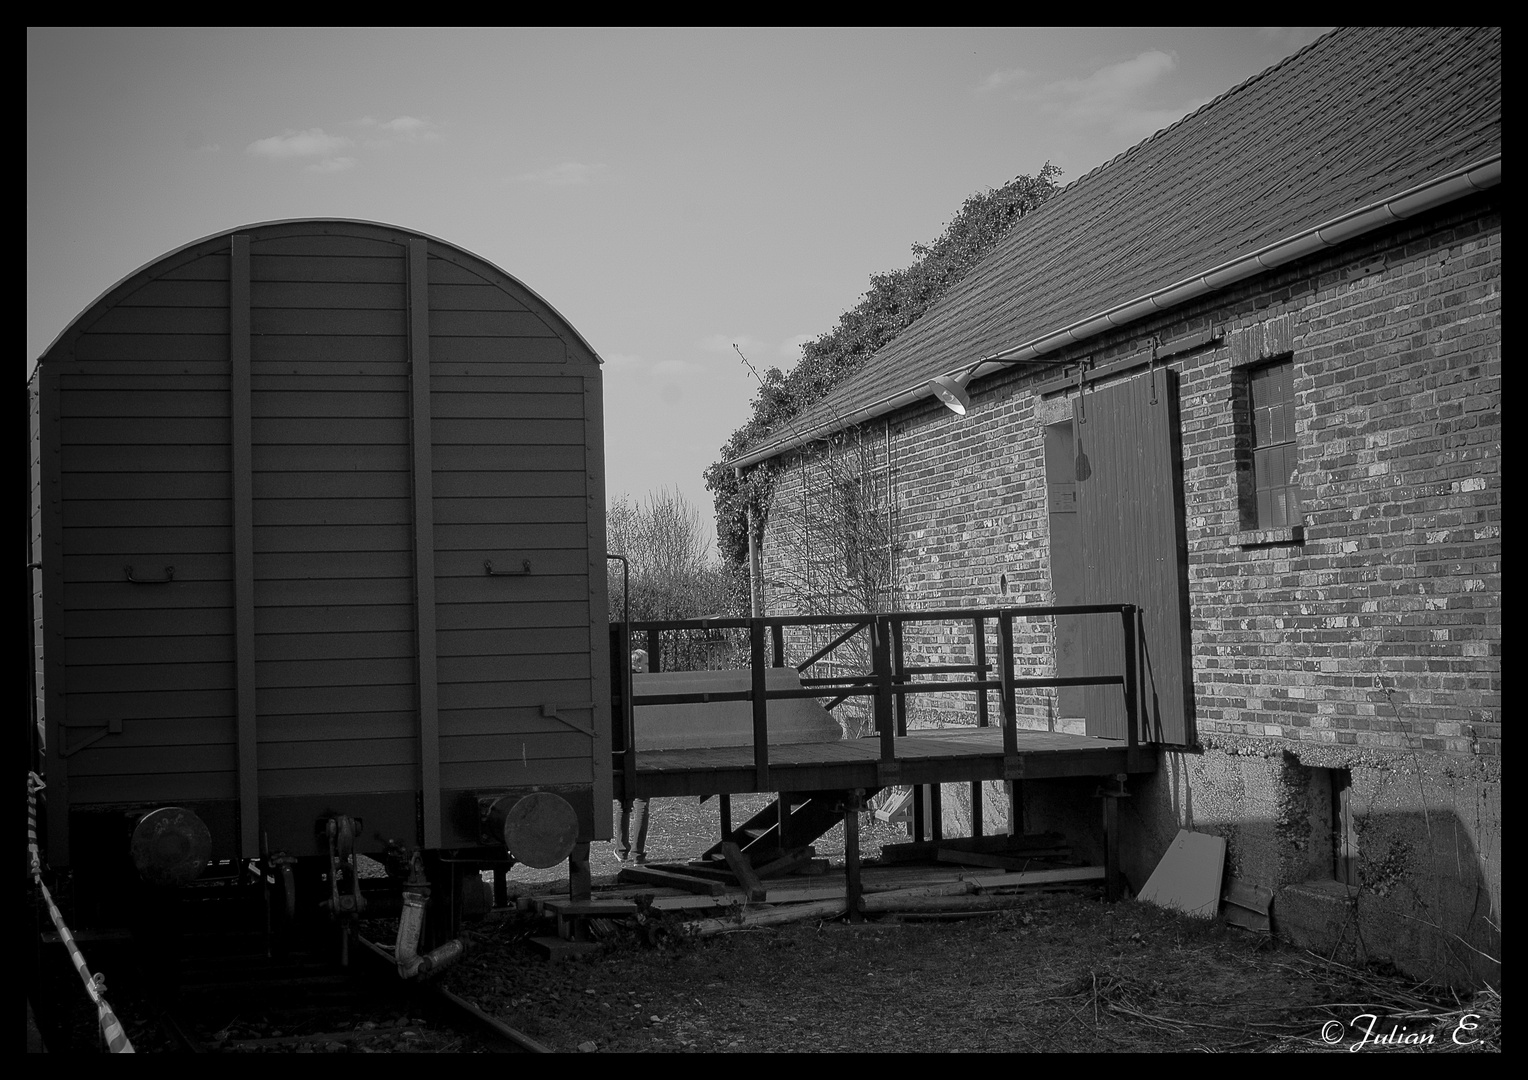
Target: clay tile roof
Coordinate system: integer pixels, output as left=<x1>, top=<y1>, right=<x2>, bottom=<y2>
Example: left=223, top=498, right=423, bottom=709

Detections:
left=743, top=26, right=1501, bottom=462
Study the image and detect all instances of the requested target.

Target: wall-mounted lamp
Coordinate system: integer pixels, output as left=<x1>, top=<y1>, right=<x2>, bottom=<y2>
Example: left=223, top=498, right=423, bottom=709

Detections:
left=929, top=356, right=1073, bottom=418
left=929, top=365, right=978, bottom=415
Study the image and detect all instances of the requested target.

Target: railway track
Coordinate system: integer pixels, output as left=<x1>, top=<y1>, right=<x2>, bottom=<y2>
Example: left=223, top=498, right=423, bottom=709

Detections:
left=33, top=925, right=549, bottom=1054
left=352, top=932, right=551, bottom=1054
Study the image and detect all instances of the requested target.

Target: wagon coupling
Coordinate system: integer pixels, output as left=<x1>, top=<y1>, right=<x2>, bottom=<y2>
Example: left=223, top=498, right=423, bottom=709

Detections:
left=321, top=816, right=367, bottom=965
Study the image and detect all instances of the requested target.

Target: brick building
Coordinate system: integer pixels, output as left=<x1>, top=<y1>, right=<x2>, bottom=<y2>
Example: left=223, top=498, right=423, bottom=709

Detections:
left=727, top=27, right=1500, bottom=984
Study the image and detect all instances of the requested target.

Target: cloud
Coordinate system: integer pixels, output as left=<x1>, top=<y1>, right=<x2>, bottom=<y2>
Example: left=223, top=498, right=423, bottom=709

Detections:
left=978, top=67, right=1029, bottom=94
left=245, top=116, right=438, bottom=175
left=513, top=161, right=608, bottom=187
left=1257, top=27, right=1332, bottom=48
left=701, top=333, right=768, bottom=357
left=1003, top=50, right=1204, bottom=142
left=652, top=359, right=697, bottom=378
left=1041, top=50, right=1179, bottom=120
left=245, top=127, right=354, bottom=160
left=601, top=352, right=702, bottom=383
left=359, top=115, right=442, bottom=147
left=306, top=156, right=357, bottom=174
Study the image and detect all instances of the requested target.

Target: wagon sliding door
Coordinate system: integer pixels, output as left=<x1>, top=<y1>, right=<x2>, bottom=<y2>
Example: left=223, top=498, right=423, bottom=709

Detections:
left=1066, top=368, right=1192, bottom=745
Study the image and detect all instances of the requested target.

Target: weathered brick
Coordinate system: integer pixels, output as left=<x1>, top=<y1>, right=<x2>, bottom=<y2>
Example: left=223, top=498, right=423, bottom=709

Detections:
left=755, top=201, right=1499, bottom=761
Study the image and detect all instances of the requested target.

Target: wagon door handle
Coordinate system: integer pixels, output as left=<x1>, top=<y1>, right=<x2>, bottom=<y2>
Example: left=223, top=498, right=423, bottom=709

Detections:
left=484, top=559, right=531, bottom=576
left=125, top=565, right=174, bottom=584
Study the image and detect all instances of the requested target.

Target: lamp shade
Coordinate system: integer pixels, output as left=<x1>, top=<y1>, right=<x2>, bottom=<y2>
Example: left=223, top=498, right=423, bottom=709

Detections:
left=930, top=369, right=974, bottom=414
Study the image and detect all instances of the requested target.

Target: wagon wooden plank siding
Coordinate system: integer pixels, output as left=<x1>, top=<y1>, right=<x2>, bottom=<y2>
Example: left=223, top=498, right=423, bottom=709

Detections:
left=29, top=220, right=612, bottom=893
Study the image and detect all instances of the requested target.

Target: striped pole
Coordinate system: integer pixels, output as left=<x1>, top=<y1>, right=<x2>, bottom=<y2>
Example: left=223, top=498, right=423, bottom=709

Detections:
left=28, top=774, right=135, bottom=1053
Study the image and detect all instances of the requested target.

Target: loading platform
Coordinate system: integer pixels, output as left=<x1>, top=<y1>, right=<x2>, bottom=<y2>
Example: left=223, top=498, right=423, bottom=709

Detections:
left=608, top=605, right=1160, bottom=902
left=630, top=726, right=1147, bottom=800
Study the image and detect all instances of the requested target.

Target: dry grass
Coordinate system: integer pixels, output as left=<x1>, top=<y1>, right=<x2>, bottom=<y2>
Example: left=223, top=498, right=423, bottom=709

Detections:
left=444, top=894, right=1498, bottom=1053
left=454, top=796, right=1500, bottom=1054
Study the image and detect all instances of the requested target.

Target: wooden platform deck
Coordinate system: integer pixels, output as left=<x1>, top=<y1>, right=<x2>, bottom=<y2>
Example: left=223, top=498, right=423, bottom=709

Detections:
left=629, top=726, right=1157, bottom=799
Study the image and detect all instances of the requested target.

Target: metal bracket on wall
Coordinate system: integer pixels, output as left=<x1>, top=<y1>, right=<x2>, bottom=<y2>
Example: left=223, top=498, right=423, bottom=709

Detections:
left=541, top=702, right=596, bottom=737
left=60, top=718, right=122, bottom=758
left=484, top=559, right=532, bottom=576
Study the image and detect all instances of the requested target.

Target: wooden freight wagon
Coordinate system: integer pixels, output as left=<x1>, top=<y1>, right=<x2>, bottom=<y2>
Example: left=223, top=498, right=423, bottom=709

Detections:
left=29, top=220, right=611, bottom=917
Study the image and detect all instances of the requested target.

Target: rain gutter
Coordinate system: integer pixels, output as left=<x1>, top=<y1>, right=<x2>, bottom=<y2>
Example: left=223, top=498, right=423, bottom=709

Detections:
left=727, top=153, right=1501, bottom=472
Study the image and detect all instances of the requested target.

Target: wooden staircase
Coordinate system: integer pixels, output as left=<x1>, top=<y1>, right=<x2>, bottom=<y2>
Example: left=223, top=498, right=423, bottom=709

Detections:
left=701, top=789, right=880, bottom=864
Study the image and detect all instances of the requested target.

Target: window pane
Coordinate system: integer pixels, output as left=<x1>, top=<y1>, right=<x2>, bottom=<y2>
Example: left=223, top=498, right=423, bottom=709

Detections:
left=1248, top=359, right=1299, bottom=530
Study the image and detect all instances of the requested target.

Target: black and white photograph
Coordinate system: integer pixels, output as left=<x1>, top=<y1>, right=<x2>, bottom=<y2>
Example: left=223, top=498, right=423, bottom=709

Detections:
left=27, top=27, right=1498, bottom=1053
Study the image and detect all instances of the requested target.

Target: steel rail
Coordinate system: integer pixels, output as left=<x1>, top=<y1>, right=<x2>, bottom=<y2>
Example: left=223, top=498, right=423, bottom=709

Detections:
left=352, top=933, right=551, bottom=1054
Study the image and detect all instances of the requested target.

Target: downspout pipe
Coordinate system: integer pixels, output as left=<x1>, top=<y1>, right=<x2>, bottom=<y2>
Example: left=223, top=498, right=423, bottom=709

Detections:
left=725, top=153, right=1501, bottom=472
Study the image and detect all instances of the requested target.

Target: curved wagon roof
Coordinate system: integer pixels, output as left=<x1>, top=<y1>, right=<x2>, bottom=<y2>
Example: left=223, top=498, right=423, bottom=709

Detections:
left=29, top=216, right=615, bottom=861
left=34, top=218, right=604, bottom=371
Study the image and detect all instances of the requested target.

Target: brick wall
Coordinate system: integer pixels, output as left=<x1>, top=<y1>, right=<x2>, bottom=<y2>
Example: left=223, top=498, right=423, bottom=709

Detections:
left=754, top=196, right=1501, bottom=755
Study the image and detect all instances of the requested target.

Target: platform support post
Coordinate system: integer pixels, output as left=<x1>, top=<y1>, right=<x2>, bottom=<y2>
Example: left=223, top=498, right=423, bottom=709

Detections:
left=568, top=842, right=591, bottom=901
left=843, top=790, right=864, bottom=923
left=719, top=794, right=732, bottom=844
left=1098, top=775, right=1128, bottom=903
left=1008, top=780, right=1024, bottom=836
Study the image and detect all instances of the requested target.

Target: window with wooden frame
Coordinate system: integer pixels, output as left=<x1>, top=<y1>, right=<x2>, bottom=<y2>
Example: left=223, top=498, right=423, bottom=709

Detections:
left=1245, top=359, right=1303, bottom=530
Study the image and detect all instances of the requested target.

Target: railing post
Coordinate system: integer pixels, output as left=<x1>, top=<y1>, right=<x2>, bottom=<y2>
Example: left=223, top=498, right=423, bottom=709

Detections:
left=750, top=618, right=769, bottom=790
left=872, top=617, right=895, bottom=763
left=771, top=622, right=785, bottom=668
left=1121, top=605, right=1138, bottom=750
left=892, top=617, right=908, bottom=737
left=973, top=616, right=989, bottom=728
left=645, top=628, right=660, bottom=672
left=619, top=622, right=634, bottom=802
left=998, top=612, right=1018, bottom=758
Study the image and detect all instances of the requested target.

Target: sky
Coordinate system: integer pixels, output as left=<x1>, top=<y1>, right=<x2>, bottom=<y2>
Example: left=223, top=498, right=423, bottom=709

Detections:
left=28, top=27, right=1331, bottom=550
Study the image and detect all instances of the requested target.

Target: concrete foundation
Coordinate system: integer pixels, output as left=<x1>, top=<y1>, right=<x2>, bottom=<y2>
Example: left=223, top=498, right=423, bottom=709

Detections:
left=1080, top=739, right=1504, bottom=987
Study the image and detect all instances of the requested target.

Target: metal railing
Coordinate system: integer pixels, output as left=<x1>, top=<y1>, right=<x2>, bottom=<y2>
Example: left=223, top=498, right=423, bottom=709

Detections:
left=610, top=604, right=1139, bottom=798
